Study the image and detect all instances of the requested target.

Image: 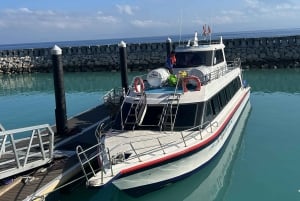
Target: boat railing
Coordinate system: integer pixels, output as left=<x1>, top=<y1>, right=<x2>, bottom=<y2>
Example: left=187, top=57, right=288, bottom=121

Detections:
left=179, top=121, right=219, bottom=142
left=107, top=120, right=219, bottom=163
left=0, top=124, right=5, bottom=154
left=119, top=89, right=132, bottom=130
left=76, top=119, right=220, bottom=183
left=0, top=124, right=54, bottom=180
left=134, top=92, right=147, bottom=126
left=103, top=87, right=124, bottom=106
left=227, top=58, right=241, bottom=70
left=108, top=61, right=239, bottom=99
left=76, top=142, right=113, bottom=185
left=202, top=58, right=241, bottom=84
left=177, top=38, right=222, bottom=48
left=127, top=59, right=240, bottom=92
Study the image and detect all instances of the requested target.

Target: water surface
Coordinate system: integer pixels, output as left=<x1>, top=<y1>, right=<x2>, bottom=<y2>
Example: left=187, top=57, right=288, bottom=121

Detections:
left=1, top=69, right=300, bottom=201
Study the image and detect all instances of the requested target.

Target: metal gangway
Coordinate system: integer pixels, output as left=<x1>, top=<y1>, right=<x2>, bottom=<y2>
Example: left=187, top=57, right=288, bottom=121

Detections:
left=0, top=124, right=54, bottom=180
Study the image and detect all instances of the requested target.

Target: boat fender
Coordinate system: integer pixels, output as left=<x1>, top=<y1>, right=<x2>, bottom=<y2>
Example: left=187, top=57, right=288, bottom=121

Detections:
left=167, top=74, right=177, bottom=86
left=134, top=77, right=145, bottom=93
left=243, top=80, right=248, bottom=88
left=178, top=70, right=188, bottom=78
left=182, top=75, right=201, bottom=92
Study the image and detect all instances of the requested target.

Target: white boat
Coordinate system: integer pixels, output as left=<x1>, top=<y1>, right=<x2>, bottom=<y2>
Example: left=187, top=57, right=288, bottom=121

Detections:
left=76, top=31, right=251, bottom=196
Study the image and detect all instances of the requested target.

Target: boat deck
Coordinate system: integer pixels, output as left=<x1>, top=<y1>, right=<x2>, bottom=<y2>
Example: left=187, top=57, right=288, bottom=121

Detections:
left=0, top=104, right=111, bottom=201
left=85, top=127, right=214, bottom=187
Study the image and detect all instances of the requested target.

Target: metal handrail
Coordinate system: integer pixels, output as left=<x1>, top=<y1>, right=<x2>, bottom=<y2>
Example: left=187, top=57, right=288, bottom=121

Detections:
left=119, top=89, right=131, bottom=130
left=76, top=118, right=220, bottom=185
left=0, top=124, right=6, bottom=155
left=110, top=120, right=219, bottom=162
left=76, top=142, right=113, bottom=185
left=103, top=87, right=124, bottom=106
left=0, top=124, right=54, bottom=180
left=132, top=92, right=147, bottom=124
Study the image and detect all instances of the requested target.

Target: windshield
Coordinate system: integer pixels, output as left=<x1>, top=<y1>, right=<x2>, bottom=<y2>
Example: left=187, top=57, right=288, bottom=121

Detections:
left=175, top=51, right=213, bottom=68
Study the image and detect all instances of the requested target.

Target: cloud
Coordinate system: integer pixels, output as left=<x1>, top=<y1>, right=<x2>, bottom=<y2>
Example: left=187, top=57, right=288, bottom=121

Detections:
left=116, top=4, right=138, bottom=15
left=243, top=0, right=300, bottom=15
left=131, top=19, right=168, bottom=28
left=221, top=10, right=244, bottom=16
left=275, top=2, right=300, bottom=11
left=97, top=15, right=118, bottom=23
left=244, top=0, right=260, bottom=8
left=0, top=20, right=5, bottom=27
left=0, top=7, right=121, bottom=30
left=213, top=15, right=234, bottom=24
left=19, top=7, right=33, bottom=13
left=202, top=0, right=300, bottom=28
left=96, top=12, right=119, bottom=23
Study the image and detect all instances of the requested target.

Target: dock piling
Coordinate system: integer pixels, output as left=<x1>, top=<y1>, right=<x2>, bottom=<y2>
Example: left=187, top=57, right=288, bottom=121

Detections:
left=51, top=45, right=68, bottom=135
left=118, top=41, right=129, bottom=93
left=166, top=37, right=172, bottom=57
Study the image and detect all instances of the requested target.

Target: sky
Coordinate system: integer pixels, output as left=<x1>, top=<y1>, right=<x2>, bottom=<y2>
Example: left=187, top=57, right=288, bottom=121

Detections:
left=0, top=0, right=300, bottom=45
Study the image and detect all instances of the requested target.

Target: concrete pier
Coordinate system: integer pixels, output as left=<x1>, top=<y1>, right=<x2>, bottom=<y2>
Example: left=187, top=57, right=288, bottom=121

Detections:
left=1, top=35, right=300, bottom=74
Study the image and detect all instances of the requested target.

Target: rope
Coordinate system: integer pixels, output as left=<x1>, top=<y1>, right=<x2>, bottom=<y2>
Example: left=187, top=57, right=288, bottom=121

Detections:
left=29, top=168, right=101, bottom=200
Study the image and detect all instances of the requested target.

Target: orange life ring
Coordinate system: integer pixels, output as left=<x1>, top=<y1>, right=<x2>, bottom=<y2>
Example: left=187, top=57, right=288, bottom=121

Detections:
left=182, top=75, right=201, bottom=92
left=134, top=77, right=145, bottom=93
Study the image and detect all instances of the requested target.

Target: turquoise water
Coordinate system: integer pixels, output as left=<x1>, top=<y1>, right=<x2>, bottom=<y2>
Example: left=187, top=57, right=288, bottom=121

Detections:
left=0, top=72, right=140, bottom=129
left=1, top=69, right=300, bottom=200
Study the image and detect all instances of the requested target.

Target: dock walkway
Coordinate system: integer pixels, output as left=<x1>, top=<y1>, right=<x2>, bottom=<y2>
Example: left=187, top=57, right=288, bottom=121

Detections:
left=0, top=104, right=112, bottom=201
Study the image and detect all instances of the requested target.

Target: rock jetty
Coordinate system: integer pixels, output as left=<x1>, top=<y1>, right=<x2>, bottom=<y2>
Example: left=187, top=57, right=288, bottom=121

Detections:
left=1, top=35, right=300, bottom=74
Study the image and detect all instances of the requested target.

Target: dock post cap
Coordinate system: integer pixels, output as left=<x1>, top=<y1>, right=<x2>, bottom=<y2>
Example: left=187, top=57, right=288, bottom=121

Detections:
left=166, top=37, right=172, bottom=43
left=118, top=40, right=126, bottom=48
left=51, top=45, right=62, bottom=55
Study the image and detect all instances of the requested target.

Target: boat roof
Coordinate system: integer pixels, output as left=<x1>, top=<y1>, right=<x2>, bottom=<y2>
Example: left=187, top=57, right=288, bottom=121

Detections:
left=176, top=43, right=225, bottom=52
left=175, top=32, right=225, bottom=52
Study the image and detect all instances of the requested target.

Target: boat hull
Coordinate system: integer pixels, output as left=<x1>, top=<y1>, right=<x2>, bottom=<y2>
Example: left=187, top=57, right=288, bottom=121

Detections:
left=112, top=89, right=250, bottom=196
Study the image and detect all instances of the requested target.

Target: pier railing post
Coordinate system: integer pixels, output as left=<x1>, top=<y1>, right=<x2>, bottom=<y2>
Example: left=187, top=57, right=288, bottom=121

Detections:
left=118, top=41, right=129, bottom=94
left=51, top=45, right=68, bottom=135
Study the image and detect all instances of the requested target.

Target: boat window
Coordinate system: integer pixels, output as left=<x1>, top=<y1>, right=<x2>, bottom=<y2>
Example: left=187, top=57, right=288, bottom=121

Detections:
left=211, top=95, right=221, bottom=115
left=232, top=77, right=241, bottom=92
left=195, top=102, right=204, bottom=126
left=222, top=87, right=229, bottom=103
left=204, top=101, right=214, bottom=124
left=236, top=77, right=242, bottom=89
left=225, top=85, right=233, bottom=101
left=201, top=76, right=242, bottom=125
left=218, top=89, right=227, bottom=108
left=175, top=51, right=213, bottom=68
left=174, top=104, right=197, bottom=129
left=141, top=106, right=163, bottom=125
left=214, top=49, right=224, bottom=64
left=226, top=77, right=239, bottom=99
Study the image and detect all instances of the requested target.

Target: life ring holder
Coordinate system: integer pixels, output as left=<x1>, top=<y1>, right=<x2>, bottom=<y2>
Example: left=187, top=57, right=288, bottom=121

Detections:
left=134, top=76, right=145, bottom=93
left=182, top=75, right=201, bottom=92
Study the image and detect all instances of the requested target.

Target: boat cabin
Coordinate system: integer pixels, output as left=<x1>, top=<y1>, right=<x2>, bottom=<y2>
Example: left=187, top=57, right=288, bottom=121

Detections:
left=113, top=33, right=242, bottom=132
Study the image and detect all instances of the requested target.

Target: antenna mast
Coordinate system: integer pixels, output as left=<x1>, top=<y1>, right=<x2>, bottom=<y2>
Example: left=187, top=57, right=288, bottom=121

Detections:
left=179, top=9, right=183, bottom=46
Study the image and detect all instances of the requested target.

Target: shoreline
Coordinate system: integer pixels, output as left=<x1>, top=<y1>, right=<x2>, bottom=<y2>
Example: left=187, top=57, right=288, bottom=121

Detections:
left=1, top=34, right=300, bottom=74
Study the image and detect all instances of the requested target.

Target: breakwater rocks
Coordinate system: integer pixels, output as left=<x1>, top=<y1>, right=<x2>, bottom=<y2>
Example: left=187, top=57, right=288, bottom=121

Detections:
left=1, top=35, right=300, bottom=74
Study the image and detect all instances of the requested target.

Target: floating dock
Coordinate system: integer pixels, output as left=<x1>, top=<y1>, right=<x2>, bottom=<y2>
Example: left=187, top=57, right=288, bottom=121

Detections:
left=0, top=104, right=112, bottom=201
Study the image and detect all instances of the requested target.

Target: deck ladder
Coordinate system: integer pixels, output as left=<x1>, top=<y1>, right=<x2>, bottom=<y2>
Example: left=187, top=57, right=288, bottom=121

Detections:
left=159, top=94, right=180, bottom=131
left=123, top=92, right=147, bottom=130
left=159, top=77, right=182, bottom=131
